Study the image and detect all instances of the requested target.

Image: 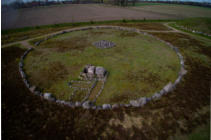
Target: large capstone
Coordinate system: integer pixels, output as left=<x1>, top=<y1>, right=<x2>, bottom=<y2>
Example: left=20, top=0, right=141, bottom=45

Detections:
left=80, top=65, right=107, bottom=80
left=93, top=40, right=115, bottom=49
left=82, top=101, right=93, bottom=109
left=102, top=104, right=112, bottom=109
left=95, top=66, right=106, bottom=78
left=43, top=93, right=56, bottom=101
left=87, top=66, right=95, bottom=75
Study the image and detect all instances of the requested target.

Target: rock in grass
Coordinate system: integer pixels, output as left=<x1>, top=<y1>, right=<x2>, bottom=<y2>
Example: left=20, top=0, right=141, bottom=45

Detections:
left=95, top=66, right=107, bottom=78
left=19, top=62, right=23, bottom=68
left=159, top=89, right=166, bottom=95
left=180, top=59, right=184, bottom=67
left=34, top=41, right=41, bottom=46
left=175, top=76, right=182, bottom=85
left=124, top=104, right=131, bottom=107
left=20, top=71, right=26, bottom=78
left=137, top=97, right=148, bottom=106
left=56, top=100, right=64, bottom=104
left=179, top=67, right=187, bottom=76
left=82, top=101, right=93, bottom=109
left=29, top=85, right=37, bottom=93
left=34, top=91, right=42, bottom=96
left=23, top=79, right=30, bottom=88
left=112, top=104, right=119, bottom=109
left=163, top=82, right=173, bottom=93
left=152, top=93, right=162, bottom=99
left=43, top=93, right=56, bottom=101
left=130, top=100, right=141, bottom=107
left=130, top=97, right=150, bottom=106
left=66, top=102, right=75, bottom=108
left=96, top=106, right=102, bottom=110
left=102, top=104, right=111, bottom=109
left=75, top=101, right=81, bottom=107
left=92, top=106, right=97, bottom=110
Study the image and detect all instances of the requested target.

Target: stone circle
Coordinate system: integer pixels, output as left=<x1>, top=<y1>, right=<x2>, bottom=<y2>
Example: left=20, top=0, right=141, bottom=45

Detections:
left=19, top=25, right=187, bottom=110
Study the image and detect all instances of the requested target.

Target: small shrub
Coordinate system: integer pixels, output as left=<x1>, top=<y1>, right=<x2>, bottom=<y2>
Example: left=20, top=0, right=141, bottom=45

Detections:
left=90, top=20, right=95, bottom=24
left=122, top=19, right=127, bottom=23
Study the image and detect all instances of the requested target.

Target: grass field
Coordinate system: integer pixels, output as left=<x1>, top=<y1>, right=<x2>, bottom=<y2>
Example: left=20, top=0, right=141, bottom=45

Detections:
left=174, top=18, right=211, bottom=34
left=24, top=28, right=180, bottom=104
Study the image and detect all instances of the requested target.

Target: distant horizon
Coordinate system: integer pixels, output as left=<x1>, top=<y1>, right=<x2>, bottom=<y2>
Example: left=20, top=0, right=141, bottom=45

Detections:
left=2, top=0, right=211, bottom=5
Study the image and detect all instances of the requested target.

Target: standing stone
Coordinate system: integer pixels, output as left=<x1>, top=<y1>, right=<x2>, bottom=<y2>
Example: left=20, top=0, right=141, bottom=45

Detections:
left=33, top=90, right=41, bottom=95
left=20, top=71, right=26, bottom=78
left=137, top=97, right=148, bottom=106
left=102, top=104, right=111, bottom=109
left=95, top=66, right=106, bottom=78
left=92, top=106, right=97, bottom=110
left=179, top=67, right=187, bottom=76
left=82, top=101, right=93, bottom=109
left=152, top=92, right=162, bottom=99
left=163, top=82, right=173, bottom=93
left=43, top=93, right=56, bottom=101
left=130, top=100, right=141, bottom=107
left=112, top=104, right=119, bottom=109
left=159, top=89, right=166, bottom=95
left=19, top=62, right=23, bottom=68
left=88, top=66, right=95, bottom=75
left=175, top=76, right=182, bottom=85
left=96, top=106, right=102, bottom=110
left=29, top=85, right=37, bottom=93
left=75, top=101, right=81, bottom=107
left=124, top=104, right=131, bottom=107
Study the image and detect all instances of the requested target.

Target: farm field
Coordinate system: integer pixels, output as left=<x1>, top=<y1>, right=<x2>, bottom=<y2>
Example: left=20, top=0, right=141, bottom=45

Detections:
left=2, top=19, right=211, bottom=140
left=2, top=3, right=211, bottom=30
left=132, top=4, right=211, bottom=18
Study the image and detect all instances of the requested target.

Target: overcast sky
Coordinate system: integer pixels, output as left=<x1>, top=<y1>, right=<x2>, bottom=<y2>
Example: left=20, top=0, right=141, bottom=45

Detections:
left=2, top=0, right=211, bottom=5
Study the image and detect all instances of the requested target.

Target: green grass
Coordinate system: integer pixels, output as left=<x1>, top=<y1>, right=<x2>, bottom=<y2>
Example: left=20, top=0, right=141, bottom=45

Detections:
left=171, top=123, right=210, bottom=140
left=24, top=28, right=180, bottom=104
left=175, top=18, right=211, bottom=34
left=127, top=2, right=172, bottom=7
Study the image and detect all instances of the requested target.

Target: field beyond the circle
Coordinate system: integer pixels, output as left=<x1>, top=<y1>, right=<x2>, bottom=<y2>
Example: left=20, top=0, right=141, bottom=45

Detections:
left=24, top=28, right=180, bottom=104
